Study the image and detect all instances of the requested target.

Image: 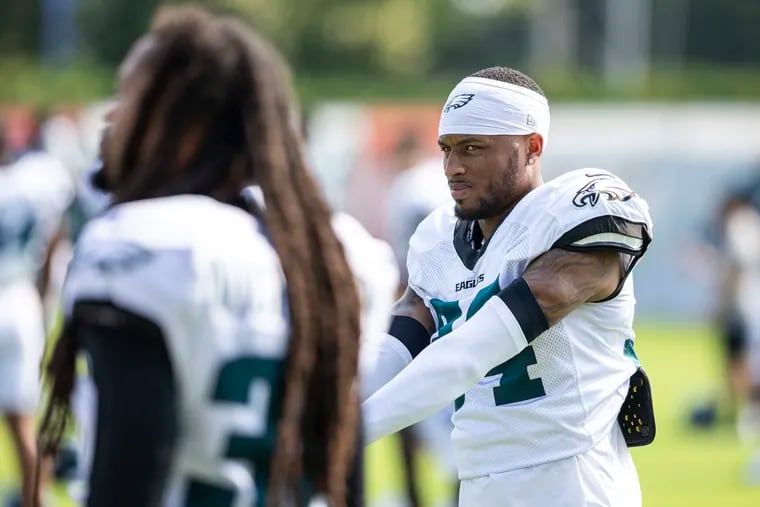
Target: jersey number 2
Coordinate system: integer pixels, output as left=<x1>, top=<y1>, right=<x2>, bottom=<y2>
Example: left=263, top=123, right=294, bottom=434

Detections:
left=186, top=357, right=280, bottom=507
left=431, top=279, right=546, bottom=410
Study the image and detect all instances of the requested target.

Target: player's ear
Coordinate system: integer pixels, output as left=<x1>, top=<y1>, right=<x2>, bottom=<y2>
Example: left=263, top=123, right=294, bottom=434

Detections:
left=526, top=133, right=543, bottom=161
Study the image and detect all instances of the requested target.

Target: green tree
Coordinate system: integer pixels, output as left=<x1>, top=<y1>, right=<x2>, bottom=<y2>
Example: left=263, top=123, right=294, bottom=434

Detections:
left=77, top=0, right=163, bottom=64
left=0, top=0, right=40, bottom=55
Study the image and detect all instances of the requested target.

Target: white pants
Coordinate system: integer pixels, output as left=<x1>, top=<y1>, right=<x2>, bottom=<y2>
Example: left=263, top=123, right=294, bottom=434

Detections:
left=459, top=426, right=641, bottom=507
left=0, top=280, right=45, bottom=412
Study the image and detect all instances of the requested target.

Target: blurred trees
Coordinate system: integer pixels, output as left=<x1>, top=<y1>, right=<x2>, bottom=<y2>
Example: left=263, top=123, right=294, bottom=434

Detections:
left=2, top=0, right=758, bottom=77
left=0, top=0, right=40, bottom=56
left=1, top=0, right=760, bottom=105
left=77, top=0, right=163, bottom=64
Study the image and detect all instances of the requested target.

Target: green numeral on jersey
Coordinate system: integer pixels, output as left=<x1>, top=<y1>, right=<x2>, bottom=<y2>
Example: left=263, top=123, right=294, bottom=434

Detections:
left=431, top=279, right=546, bottom=410
left=487, top=346, right=545, bottom=405
left=429, top=299, right=461, bottom=339
left=186, top=357, right=282, bottom=507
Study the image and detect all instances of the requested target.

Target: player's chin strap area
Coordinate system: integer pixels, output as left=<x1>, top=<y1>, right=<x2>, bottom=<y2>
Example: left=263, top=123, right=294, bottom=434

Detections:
left=618, top=368, right=656, bottom=447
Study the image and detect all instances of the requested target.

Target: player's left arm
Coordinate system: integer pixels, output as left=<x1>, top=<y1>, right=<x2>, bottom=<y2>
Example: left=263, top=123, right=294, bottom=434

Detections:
left=524, top=247, right=623, bottom=326
left=362, top=247, right=623, bottom=444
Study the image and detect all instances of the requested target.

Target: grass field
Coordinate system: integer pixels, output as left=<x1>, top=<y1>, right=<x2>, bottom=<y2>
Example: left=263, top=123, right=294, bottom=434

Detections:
left=2, top=321, right=760, bottom=506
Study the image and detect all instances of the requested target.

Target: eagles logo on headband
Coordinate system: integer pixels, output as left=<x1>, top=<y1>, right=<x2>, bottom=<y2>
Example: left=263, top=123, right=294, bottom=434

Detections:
left=443, top=93, right=475, bottom=113
left=438, top=77, right=550, bottom=147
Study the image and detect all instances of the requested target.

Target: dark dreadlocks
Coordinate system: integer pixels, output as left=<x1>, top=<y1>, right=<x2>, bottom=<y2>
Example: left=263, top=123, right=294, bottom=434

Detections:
left=39, top=6, right=361, bottom=506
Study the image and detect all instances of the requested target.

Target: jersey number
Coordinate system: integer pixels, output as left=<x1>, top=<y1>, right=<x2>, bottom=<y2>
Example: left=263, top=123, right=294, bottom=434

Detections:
left=430, top=279, right=546, bottom=410
left=185, top=357, right=281, bottom=507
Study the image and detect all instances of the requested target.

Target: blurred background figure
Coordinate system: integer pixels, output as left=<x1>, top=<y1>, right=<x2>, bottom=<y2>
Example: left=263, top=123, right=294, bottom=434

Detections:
left=687, top=174, right=760, bottom=483
left=387, top=154, right=450, bottom=285
left=690, top=187, right=760, bottom=430
left=383, top=151, right=457, bottom=507
left=714, top=174, right=760, bottom=482
left=0, top=116, right=73, bottom=506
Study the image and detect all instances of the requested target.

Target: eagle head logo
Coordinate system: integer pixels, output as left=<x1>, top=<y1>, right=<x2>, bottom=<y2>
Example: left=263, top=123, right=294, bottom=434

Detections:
left=443, top=93, right=475, bottom=113
left=573, top=173, right=636, bottom=208
left=72, top=241, right=155, bottom=273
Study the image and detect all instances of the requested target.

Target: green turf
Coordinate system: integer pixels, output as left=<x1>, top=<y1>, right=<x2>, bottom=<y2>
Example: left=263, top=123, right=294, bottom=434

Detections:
left=3, top=321, right=760, bottom=506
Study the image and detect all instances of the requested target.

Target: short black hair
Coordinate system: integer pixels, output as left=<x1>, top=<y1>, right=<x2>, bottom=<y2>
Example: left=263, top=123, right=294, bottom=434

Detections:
left=470, top=67, right=545, bottom=97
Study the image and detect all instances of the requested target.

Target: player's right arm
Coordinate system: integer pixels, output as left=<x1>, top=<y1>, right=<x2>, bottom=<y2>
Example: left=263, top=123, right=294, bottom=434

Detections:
left=360, top=285, right=435, bottom=400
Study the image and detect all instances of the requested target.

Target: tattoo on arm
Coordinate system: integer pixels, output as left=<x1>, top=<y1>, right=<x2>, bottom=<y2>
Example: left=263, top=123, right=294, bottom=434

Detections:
left=391, top=286, right=435, bottom=334
left=523, top=248, right=623, bottom=327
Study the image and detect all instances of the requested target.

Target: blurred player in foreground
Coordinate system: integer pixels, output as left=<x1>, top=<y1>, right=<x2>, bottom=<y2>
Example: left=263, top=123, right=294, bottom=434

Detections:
left=0, top=119, right=72, bottom=506
left=362, top=67, right=655, bottom=506
left=50, top=112, right=399, bottom=507
left=38, top=6, right=362, bottom=507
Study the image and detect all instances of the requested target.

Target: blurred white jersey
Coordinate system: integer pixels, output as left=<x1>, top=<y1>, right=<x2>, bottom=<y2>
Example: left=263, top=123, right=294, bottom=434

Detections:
left=63, top=195, right=289, bottom=506
left=332, top=212, right=398, bottom=345
left=0, top=152, right=73, bottom=284
left=386, top=158, right=452, bottom=277
left=407, top=168, right=652, bottom=478
left=0, top=152, right=73, bottom=411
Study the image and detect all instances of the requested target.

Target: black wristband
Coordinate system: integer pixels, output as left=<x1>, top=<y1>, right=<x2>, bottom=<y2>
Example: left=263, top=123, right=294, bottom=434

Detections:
left=388, top=316, right=431, bottom=359
left=497, top=277, right=549, bottom=342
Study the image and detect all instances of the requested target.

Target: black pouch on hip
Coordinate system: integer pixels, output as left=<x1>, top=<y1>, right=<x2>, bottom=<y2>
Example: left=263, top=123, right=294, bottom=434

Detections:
left=617, top=368, right=656, bottom=447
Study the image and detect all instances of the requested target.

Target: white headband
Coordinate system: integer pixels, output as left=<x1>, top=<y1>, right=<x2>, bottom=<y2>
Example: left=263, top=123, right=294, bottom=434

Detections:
left=438, top=76, right=550, bottom=146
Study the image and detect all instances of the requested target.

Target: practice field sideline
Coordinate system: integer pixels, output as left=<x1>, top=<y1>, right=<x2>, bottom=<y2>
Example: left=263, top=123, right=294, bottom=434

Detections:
left=1, top=321, right=759, bottom=506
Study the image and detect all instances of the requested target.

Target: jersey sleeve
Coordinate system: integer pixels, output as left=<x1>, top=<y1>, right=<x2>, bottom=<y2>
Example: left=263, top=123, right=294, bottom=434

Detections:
left=549, top=169, right=652, bottom=258
left=406, top=204, right=455, bottom=303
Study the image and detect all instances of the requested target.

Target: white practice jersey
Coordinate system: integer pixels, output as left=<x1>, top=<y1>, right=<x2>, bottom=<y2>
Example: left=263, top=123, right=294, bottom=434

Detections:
left=332, top=212, right=398, bottom=346
left=63, top=195, right=289, bottom=506
left=407, top=168, right=652, bottom=479
left=0, top=152, right=73, bottom=284
left=386, top=158, right=452, bottom=277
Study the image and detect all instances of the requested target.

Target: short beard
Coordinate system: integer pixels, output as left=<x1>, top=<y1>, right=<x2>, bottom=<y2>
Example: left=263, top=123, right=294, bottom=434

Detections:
left=454, top=195, right=510, bottom=221
left=454, top=151, right=519, bottom=221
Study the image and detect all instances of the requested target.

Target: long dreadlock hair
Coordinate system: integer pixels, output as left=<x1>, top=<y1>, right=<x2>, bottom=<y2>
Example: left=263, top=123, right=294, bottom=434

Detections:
left=39, top=6, right=362, bottom=506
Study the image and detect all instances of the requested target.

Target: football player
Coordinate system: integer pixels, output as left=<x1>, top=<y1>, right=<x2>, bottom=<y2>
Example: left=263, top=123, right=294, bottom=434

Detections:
left=39, top=7, right=362, bottom=507
left=362, top=67, right=654, bottom=506
left=0, top=118, right=73, bottom=506
left=718, top=192, right=760, bottom=481
left=57, top=126, right=399, bottom=507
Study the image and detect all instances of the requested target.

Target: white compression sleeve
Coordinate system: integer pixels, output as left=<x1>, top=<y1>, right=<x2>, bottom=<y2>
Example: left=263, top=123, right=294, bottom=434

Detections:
left=359, top=332, right=413, bottom=401
left=362, top=296, right=529, bottom=444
